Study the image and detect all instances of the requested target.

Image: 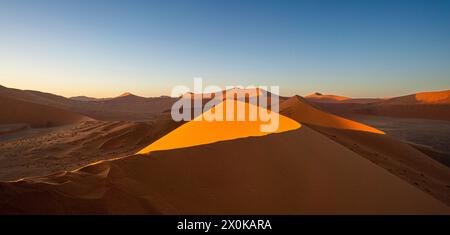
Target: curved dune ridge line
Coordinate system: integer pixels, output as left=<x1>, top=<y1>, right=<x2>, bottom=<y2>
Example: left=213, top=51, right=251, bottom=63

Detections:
left=0, top=94, right=449, bottom=214
left=280, top=96, right=385, bottom=134
left=305, top=92, right=350, bottom=102
left=137, top=100, right=301, bottom=154
left=1, top=125, right=448, bottom=214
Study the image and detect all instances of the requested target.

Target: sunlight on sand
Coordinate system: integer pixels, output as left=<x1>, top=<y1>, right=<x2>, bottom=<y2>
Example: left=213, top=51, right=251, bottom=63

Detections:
left=280, top=96, right=385, bottom=134
left=137, top=100, right=301, bottom=154
left=415, top=90, right=450, bottom=104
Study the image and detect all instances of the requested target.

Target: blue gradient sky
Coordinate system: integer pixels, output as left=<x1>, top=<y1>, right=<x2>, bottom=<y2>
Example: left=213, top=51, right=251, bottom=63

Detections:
left=0, top=0, right=449, bottom=98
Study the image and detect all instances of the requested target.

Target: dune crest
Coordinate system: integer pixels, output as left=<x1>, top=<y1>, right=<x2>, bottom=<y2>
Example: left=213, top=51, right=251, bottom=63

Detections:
left=1, top=125, right=448, bottom=214
left=305, top=92, right=350, bottom=102
left=0, top=94, right=91, bottom=128
left=280, top=96, right=384, bottom=134
left=138, top=100, right=301, bottom=154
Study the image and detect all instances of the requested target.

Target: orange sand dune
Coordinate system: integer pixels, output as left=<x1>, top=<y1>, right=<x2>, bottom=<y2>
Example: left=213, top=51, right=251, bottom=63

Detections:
left=280, top=96, right=450, bottom=205
left=384, top=90, right=450, bottom=105
left=304, top=90, right=450, bottom=105
left=0, top=94, right=91, bottom=128
left=138, top=100, right=300, bottom=154
left=307, top=90, right=450, bottom=121
left=352, top=90, right=450, bottom=121
left=1, top=89, right=449, bottom=214
left=0, top=125, right=447, bottom=214
left=0, top=117, right=179, bottom=181
left=305, top=92, right=382, bottom=104
left=280, top=96, right=384, bottom=134
left=309, top=125, right=450, bottom=206
left=0, top=85, right=177, bottom=121
left=305, top=92, right=350, bottom=103
left=186, top=87, right=270, bottom=99
left=180, top=88, right=288, bottom=108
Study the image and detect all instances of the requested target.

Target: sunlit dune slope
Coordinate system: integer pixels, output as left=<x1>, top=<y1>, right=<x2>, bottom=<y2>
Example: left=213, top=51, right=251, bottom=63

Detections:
left=384, top=90, right=450, bottom=105
left=138, top=100, right=300, bottom=154
left=280, top=96, right=384, bottom=134
left=282, top=95, right=450, bottom=205
left=351, top=90, right=450, bottom=121
left=0, top=95, right=91, bottom=127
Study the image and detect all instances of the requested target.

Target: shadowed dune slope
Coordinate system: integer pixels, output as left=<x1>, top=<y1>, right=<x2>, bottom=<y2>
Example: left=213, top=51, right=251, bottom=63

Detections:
left=0, top=95, right=91, bottom=127
left=138, top=100, right=300, bottom=154
left=0, top=126, right=448, bottom=214
left=279, top=96, right=450, bottom=205
left=280, top=96, right=384, bottom=134
left=0, top=85, right=177, bottom=121
left=308, top=125, right=450, bottom=206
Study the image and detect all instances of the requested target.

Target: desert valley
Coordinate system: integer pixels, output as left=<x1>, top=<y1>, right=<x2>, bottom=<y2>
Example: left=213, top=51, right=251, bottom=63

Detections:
left=0, top=85, right=449, bottom=214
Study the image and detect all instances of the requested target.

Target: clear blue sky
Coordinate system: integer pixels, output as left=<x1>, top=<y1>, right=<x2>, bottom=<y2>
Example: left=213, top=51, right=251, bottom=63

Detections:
left=0, top=0, right=449, bottom=98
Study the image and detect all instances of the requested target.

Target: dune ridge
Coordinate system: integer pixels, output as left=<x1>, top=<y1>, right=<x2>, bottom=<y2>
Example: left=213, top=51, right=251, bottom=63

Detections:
left=305, top=92, right=350, bottom=103
left=0, top=87, right=449, bottom=214
left=384, top=90, right=450, bottom=105
left=278, top=97, right=450, bottom=205
left=0, top=117, right=179, bottom=181
left=280, top=96, right=384, bottom=134
left=0, top=85, right=177, bottom=121
left=0, top=94, right=91, bottom=128
left=138, top=100, right=300, bottom=154
left=305, top=90, right=450, bottom=121
left=0, top=126, right=448, bottom=214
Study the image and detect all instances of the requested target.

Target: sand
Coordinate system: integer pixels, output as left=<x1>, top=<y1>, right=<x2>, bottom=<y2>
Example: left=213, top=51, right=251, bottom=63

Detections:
left=138, top=100, right=300, bottom=154
left=0, top=95, right=90, bottom=128
left=306, top=90, right=450, bottom=121
left=305, top=92, right=350, bottom=103
left=278, top=96, right=450, bottom=206
left=0, top=125, right=447, bottom=214
left=384, top=90, right=450, bottom=105
left=280, top=96, right=383, bottom=134
left=0, top=117, right=179, bottom=181
left=0, top=87, right=449, bottom=214
left=0, top=85, right=177, bottom=121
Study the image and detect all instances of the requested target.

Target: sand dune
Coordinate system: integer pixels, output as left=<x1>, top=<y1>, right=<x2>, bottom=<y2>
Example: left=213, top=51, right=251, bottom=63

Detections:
left=305, top=92, right=382, bottom=104
left=0, top=117, right=179, bottom=181
left=305, top=90, right=450, bottom=121
left=354, top=90, right=450, bottom=121
left=0, top=85, right=177, bottom=121
left=305, top=92, right=350, bottom=103
left=309, top=126, right=450, bottom=206
left=280, top=96, right=383, bottom=134
left=0, top=87, right=449, bottom=214
left=305, top=90, right=450, bottom=105
left=0, top=94, right=90, bottom=128
left=278, top=95, right=450, bottom=205
left=356, top=103, right=450, bottom=121
left=384, top=90, right=450, bottom=105
left=69, top=96, right=110, bottom=102
left=138, top=100, right=300, bottom=154
left=0, top=126, right=447, bottom=214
